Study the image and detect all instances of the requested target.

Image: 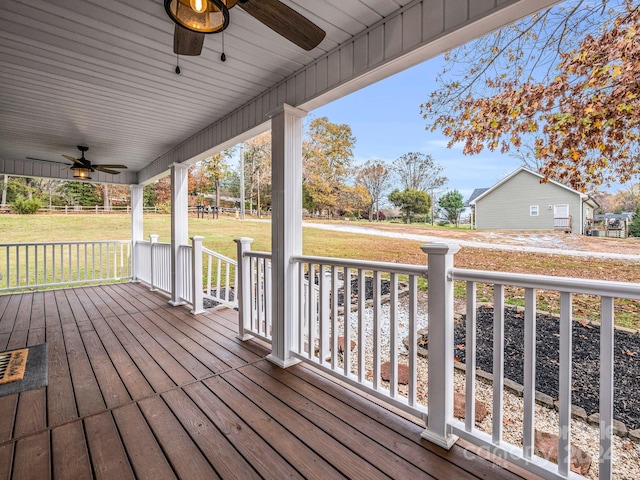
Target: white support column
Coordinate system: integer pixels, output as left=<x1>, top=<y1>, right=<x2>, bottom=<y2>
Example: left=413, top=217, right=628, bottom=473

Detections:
left=190, top=235, right=205, bottom=314
left=420, top=242, right=461, bottom=449
left=130, top=184, right=144, bottom=282
left=170, top=163, right=190, bottom=306
left=267, top=104, right=307, bottom=368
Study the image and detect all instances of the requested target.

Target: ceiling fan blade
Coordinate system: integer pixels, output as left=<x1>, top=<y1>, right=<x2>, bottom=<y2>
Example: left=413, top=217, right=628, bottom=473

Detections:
left=94, top=164, right=127, bottom=169
left=239, top=0, right=325, bottom=51
left=174, top=24, right=205, bottom=55
left=27, top=157, right=70, bottom=165
left=94, top=167, right=122, bottom=175
left=62, top=155, right=84, bottom=165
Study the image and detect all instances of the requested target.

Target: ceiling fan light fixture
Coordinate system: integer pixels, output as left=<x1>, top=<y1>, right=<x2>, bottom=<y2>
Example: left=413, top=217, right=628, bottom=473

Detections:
left=72, top=166, right=92, bottom=180
left=164, top=0, right=235, bottom=34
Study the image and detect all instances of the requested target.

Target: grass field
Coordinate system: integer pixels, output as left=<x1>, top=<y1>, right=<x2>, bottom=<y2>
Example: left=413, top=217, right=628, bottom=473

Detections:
left=1, top=213, right=638, bottom=328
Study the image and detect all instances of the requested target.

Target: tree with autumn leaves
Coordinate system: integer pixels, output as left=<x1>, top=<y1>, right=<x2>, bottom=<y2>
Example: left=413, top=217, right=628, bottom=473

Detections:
left=422, top=0, right=640, bottom=192
left=303, top=117, right=360, bottom=216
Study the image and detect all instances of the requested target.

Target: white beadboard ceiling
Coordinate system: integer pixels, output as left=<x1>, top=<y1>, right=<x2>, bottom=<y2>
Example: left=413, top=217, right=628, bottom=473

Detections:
left=0, top=0, right=558, bottom=185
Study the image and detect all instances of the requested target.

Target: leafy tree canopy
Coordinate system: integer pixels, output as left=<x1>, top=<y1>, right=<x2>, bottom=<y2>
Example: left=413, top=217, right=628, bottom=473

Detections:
left=438, top=190, right=465, bottom=227
left=422, top=0, right=639, bottom=191
left=388, top=188, right=431, bottom=224
left=303, top=117, right=356, bottom=215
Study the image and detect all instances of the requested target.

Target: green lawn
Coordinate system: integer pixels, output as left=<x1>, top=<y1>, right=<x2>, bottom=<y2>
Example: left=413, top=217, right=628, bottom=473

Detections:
left=1, top=213, right=638, bottom=329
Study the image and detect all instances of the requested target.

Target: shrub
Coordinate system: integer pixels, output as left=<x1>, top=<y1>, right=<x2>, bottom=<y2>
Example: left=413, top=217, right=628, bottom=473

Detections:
left=11, top=195, right=41, bottom=214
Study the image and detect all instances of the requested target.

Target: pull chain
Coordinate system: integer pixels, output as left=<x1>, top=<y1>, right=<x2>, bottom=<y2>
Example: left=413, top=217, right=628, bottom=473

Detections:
left=221, top=32, right=226, bottom=62
left=175, top=54, right=181, bottom=74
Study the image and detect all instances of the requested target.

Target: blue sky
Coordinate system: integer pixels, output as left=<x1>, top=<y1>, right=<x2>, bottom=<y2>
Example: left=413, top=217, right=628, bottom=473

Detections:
left=311, top=55, right=526, bottom=201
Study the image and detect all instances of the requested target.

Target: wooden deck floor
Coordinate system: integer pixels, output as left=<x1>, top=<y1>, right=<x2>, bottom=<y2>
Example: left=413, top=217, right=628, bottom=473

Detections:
left=0, top=283, right=536, bottom=479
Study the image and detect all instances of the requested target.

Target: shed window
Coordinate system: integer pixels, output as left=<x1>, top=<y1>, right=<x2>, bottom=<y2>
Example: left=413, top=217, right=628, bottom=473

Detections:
left=530, top=205, right=539, bottom=216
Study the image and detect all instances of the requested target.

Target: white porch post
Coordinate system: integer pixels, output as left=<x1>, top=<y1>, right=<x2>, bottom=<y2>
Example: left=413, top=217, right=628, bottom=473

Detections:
left=170, top=163, right=189, bottom=306
left=234, top=237, right=254, bottom=341
left=420, top=242, right=460, bottom=449
left=190, top=235, right=205, bottom=314
left=267, top=103, right=306, bottom=368
left=130, top=184, right=144, bottom=282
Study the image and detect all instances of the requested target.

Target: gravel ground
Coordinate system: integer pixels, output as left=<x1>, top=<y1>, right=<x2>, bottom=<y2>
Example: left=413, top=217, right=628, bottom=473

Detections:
left=333, top=294, right=640, bottom=480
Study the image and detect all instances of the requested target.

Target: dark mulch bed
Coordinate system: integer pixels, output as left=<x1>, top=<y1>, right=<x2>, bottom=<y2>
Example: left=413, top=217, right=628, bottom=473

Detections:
left=453, top=305, right=640, bottom=430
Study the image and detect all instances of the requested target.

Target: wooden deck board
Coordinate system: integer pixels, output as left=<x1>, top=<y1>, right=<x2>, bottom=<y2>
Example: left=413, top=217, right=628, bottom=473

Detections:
left=51, top=422, right=92, bottom=480
left=0, top=284, right=533, bottom=480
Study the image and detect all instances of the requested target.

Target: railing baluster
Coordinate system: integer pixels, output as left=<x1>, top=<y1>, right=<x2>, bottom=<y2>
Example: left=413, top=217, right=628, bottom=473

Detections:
left=16, top=246, right=20, bottom=288
left=523, top=287, right=537, bottom=459
left=298, top=261, right=305, bottom=353
left=25, top=245, right=29, bottom=286
left=343, top=266, right=351, bottom=377
left=217, top=257, right=222, bottom=299
left=372, top=270, right=381, bottom=390
left=34, top=244, right=39, bottom=286
left=357, top=268, right=366, bottom=382
left=492, top=283, right=504, bottom=445
left=331, top=266, right=339, bottom=370
left=558, top=291, right=572, bottom=477
left=257, top=258, right=264, bottom=336
left=225, top=261, right=230, bottom=303
left=389, top=272, right=398, bottom=398
left=465, top=281, right=477, bottom=432
left=307, top=262, right=314, bottom=358
left=407, top=274, right=417, bottom=407
left=319, top=264, right=329, bottom=363
left=265, top=260, right=272, bottom=337
left=600, top=296, right=614, bottom=480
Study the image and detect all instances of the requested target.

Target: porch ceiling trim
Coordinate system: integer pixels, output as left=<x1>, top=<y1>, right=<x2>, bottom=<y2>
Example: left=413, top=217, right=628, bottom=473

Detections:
left=139, top=0, right=560, bottom=185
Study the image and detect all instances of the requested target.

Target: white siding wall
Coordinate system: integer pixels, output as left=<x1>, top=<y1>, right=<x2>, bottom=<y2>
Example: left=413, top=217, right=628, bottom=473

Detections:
left=475, top=170, right=582, bottom=231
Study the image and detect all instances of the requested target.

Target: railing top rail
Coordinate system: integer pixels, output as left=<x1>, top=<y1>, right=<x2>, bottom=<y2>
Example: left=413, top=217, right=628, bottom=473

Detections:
left=202, top=247, right=237, bottom=265
left=453, top=267, right=640, bottom=299
left=0, top=240, right=131, bottom=247
left=244, top=250, right=273, bottom=261
left=291, top=254, right=428, bottom=277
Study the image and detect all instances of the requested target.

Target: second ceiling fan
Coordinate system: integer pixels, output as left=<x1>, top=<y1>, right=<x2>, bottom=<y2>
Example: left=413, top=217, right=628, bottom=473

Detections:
left=165, top=0, right=326, bottom=56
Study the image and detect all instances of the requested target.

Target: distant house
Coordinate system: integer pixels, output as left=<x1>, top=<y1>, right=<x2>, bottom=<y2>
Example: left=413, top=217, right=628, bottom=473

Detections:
left=468, top=167, right=598, bottom=234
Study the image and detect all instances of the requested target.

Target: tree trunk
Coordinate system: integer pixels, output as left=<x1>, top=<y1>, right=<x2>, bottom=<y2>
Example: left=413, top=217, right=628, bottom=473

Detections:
left=1, top=175, right=7, bottom=206
left=103, top=184, right=109, bottom=211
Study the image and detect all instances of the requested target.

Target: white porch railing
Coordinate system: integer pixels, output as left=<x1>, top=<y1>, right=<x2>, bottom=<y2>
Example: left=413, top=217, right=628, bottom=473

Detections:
left=202, top=246, right=237, bottom=308
left=235, top=238, right=272, bottom=343
left=134, top=235, right=172, bottom=294
left=0, top=240, right=131, bottom=291
left=451, top=268, right=640, bottom=480
left=133, top=235, right=239, bottom=314
left=234, top=239, right=640, bottom=480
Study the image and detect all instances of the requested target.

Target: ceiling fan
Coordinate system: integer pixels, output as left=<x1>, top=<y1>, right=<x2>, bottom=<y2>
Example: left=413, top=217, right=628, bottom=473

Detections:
left=60, top=146, right=127, bottom=180
left=165, top=0, right=326, bottom=56
left=28, top=146, right=127, bottom=180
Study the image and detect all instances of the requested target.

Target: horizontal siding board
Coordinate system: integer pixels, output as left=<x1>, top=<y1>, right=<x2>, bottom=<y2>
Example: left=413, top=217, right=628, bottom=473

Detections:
left=402, top=4, right=424, bottom=50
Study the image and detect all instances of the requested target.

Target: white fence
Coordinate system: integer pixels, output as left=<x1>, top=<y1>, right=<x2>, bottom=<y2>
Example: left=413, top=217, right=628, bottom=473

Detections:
left=235, top=239, right=640, bottom=480
left=0, top=240, right=131, bottom=291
